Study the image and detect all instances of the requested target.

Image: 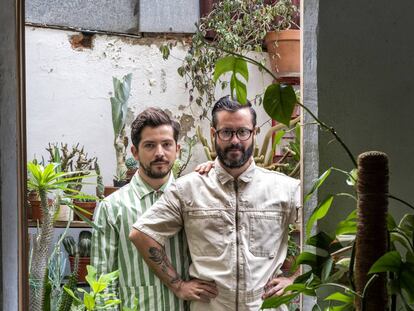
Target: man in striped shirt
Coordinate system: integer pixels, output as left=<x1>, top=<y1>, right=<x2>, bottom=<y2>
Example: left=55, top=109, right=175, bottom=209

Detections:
left=91, top=107, right=212, bottom=310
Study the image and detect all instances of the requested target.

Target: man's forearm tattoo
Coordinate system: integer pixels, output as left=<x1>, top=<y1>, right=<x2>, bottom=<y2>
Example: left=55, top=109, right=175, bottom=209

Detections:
left=148, top=246, right=181, bottom=284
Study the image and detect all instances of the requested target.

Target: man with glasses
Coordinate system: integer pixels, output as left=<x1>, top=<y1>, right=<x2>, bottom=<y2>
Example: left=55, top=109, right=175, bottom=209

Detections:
left=129, top=96, right=301, bottom=311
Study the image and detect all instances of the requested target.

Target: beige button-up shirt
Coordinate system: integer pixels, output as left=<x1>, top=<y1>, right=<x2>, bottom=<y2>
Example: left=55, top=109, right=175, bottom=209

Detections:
left=133, top=159, right=301, bottom=311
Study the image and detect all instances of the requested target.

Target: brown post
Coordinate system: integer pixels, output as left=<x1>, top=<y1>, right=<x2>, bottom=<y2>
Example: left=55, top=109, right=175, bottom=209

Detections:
left=355, top=151, right=389, bottom=310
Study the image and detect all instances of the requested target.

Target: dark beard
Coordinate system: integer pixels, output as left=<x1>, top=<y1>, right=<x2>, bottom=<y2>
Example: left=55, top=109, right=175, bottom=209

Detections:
left=140, top=160, right=173, bottom=179
left=215, top=140, right=253, bottom=168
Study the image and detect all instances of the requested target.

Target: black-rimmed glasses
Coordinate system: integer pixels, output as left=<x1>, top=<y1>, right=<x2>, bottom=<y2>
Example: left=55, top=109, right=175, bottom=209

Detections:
left=215, top=128, right=254, bottom=141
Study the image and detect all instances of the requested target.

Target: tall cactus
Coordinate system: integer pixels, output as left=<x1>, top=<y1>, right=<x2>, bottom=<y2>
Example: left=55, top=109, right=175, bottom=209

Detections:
left=110, top=74, right=132, bottom=182
left=29, top=190, right=57, bottom=311
left=57, top=253, right=79, bottom=311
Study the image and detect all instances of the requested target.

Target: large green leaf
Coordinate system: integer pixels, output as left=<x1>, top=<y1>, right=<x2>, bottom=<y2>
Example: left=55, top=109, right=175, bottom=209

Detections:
left=336, top=210, right=357, bottom=236
left=263, top=83, right=297, bottom=127
left=369, top=251, right=401, bottom=274
left=292, top=252, right=327, bottom=272
left=304, top=169, right=332, bottom=203
left=214, top=56, right=248, bottom=104
left=261, top=292, right=299, bottom=309
left=321, top=257, right=334, bottom=281
left=325, top=292, right=354, bottom=303
left=306, top=195, right=335, bottom=237
left=400, top=262, right=414, bottom=302
left=306, top=232, right=335, bottom=251
left=83, top=292, right=95, bottom=310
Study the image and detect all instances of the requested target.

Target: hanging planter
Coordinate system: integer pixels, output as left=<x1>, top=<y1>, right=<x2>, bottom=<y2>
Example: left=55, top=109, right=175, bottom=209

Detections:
left=265, top=29, right=300, bottom=78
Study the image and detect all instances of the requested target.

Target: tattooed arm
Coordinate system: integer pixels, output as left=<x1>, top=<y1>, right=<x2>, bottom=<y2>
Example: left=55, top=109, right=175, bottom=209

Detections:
left=129, top=228, right=217, bottom=302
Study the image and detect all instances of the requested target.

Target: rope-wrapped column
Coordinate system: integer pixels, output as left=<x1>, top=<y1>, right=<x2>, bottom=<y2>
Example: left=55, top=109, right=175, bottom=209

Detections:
left=355, top=151, right=389, bottom=311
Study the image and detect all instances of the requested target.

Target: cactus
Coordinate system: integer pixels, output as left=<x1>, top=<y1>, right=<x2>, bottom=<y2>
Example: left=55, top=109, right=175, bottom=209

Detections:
left=125, top=157, right=138, bottom=170
left=94, top=161, right=105, bottom=199
left=110, top=74, right=132, bottom=182
left=78, top=231, right=92, bottom=257
left=57, top=253, right=79, bottom=311
left=62, top=236, right=77, bottom=257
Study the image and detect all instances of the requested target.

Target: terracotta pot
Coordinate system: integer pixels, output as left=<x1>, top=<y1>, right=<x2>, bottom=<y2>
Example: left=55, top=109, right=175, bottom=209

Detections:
left=104, top=186, right=119, bottom=197
left=30, top=200, right=42, bottom=220
left=30, top=198, right=53, bottom=220
left=265, top=29, right=300, bottom=78
left=69, top=256, right=90, bottom=283
left=73, top=200, right=97, bottom=221
left=55, top=204, right=74, bottom=221
left=126, top=168, right=137, bottom=181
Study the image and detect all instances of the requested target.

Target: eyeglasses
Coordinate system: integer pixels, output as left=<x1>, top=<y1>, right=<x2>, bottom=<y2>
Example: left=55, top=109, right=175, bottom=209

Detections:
left=215, top=128, right=254, bottom=141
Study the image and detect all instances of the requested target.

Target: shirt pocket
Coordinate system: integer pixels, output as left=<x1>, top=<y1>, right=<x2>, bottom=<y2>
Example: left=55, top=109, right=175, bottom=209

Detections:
left=248, top=211, right=284, bottom=258
left=185, top=210, right=226, bottom=257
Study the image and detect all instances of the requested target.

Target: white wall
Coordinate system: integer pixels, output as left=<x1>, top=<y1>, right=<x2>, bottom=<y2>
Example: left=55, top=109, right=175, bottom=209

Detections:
left=25, top=26, right=274, bottom=191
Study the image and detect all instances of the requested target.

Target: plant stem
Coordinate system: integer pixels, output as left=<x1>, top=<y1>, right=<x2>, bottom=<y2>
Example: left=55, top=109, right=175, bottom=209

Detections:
left=361, top=274, right=379, bottom=311
left=388, top=194, right=414, bottom=211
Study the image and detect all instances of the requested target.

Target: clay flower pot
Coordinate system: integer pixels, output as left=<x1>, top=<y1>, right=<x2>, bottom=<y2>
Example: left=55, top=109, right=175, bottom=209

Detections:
left=69, top=256, right=90, bottom=283
left=73, top=200, right=97, bottom=221
left=265, top=29, right=300, bottom=78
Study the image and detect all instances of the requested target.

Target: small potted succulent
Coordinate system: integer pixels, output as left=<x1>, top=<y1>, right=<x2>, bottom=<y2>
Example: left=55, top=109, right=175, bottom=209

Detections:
left=63, top=231, right=92, bottom=283
left=125, top=156, right=138, bottom=182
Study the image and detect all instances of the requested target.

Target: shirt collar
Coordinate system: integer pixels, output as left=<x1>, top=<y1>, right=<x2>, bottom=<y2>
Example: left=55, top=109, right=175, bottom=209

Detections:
left=130, top=170, right=175, bottom=199
left=214, top=158, right=256, bottom=184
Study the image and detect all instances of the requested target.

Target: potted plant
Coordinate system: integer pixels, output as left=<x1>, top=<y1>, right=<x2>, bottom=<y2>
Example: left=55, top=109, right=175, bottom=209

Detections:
left=27, top=161, right=97, bottom=310
left=160, top=0, right=299, bottom=115
left=63, top=231, right=92, bottom=283
left=104, top=73, right=132, bottom=195
left=263, top=0, right=300, bottom=77
left=125, top=156, right=138, bottom=182
left=72, top=197, right=97, bottom=221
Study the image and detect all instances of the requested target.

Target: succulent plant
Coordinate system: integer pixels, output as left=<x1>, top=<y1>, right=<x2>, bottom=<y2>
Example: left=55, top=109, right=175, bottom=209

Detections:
left=78, top=231, right=92, bottom=257
left=125, top=157, right=138, bottom=170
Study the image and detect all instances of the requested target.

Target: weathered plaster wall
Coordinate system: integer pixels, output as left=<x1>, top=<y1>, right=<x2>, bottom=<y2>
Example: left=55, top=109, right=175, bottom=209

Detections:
left=25, top=26, right=274, bottom=191
left=317, top=1, right=414, bottom=233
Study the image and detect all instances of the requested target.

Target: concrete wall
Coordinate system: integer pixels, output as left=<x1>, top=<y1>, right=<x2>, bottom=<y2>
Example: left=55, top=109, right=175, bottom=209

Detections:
left=315, top=0, right=414, bottom=233
left=25, top=26, right=274, bottom=192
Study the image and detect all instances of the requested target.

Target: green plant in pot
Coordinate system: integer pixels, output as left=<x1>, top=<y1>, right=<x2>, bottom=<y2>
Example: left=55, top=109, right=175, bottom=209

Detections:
left=63, top=231, right=92, bottom=283
left=125, top=156, right=138, bottom=181
left=27, top=161, right=97, bottom=311
left=109, top=73, right=132, bottom=190
left=160, top=0, right=299, bottom=116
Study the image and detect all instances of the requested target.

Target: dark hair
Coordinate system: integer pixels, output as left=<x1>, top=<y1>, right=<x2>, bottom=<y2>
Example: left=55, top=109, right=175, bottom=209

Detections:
left=131, top=107, right=180, bottom=147
left=211, top=96, right=257, bottom=129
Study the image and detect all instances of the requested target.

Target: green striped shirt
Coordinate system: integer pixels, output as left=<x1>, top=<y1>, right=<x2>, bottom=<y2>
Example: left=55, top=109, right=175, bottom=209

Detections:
left=91, top=173, right=189, bottom=310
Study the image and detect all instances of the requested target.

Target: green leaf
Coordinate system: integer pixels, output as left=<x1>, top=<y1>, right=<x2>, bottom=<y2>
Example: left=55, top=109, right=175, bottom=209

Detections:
left=306, top=232, right=335, bottom=251
left=400, top=262, right=414, bottom=302
left=292, top=252, right=327, bottom=272
left=321, top=257, right=334, bottom=281
left=213, top=56, right=248, bottom=83
left=346, top=169, right=357, bottom=186
left=399, top=214, right=414, bottom=238
left=325, top=292, right=354, bottom=303
left=306, top=195, right=335, bottom=237
left=336, top=210, right=357, bottom=236
left=230, top=74, right=247, bottom=104
left=83, top=292, right=95, bottom=310
left=304, top=169, right=332, bottom=203
left=263, top=83, right=296, bottom=127
left=63, top=287, right=81, bottom=303
left=369, top=251, right=402, bottom=274
left=261, top=293, right=299, bottom=309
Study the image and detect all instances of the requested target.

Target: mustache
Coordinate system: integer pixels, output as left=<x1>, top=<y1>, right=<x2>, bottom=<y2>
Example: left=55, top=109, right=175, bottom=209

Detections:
left=150, top=158, right=170, bottom=165
left=224, top=143, right=244, bottom=152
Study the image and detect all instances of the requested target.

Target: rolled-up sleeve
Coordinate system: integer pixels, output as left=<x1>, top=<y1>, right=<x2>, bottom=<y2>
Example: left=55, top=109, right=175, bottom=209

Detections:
left=132, top=182, right=183, bottom=246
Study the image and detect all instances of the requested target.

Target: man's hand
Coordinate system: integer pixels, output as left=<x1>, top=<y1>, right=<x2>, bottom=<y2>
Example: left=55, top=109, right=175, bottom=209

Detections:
left=194, top=161, right=215, bottom=175
left=262, top=276, right=294, bottom=299
left=172, top=279, right=218, bottom=303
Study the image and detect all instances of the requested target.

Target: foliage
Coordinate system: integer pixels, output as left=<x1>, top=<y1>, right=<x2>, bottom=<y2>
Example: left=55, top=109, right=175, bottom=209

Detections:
left=172, top=135, right=198, bottom=178
left=63, top=266, right=121, bottom=310
left=125, top=157, right=138, bottom=170
left=160, top=0, right=299, bottom=118
left=211, top=42, right=414, bottom=310
left=110, top=73, right=132, bottom=182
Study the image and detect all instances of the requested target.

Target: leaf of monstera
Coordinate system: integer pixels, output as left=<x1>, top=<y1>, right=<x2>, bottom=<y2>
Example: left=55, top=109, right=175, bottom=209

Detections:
left=369, top=251, right=402, bottom=274
left=214, top=56, right=249, bottom=104
left=263, top=83, right=297, bottom=127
